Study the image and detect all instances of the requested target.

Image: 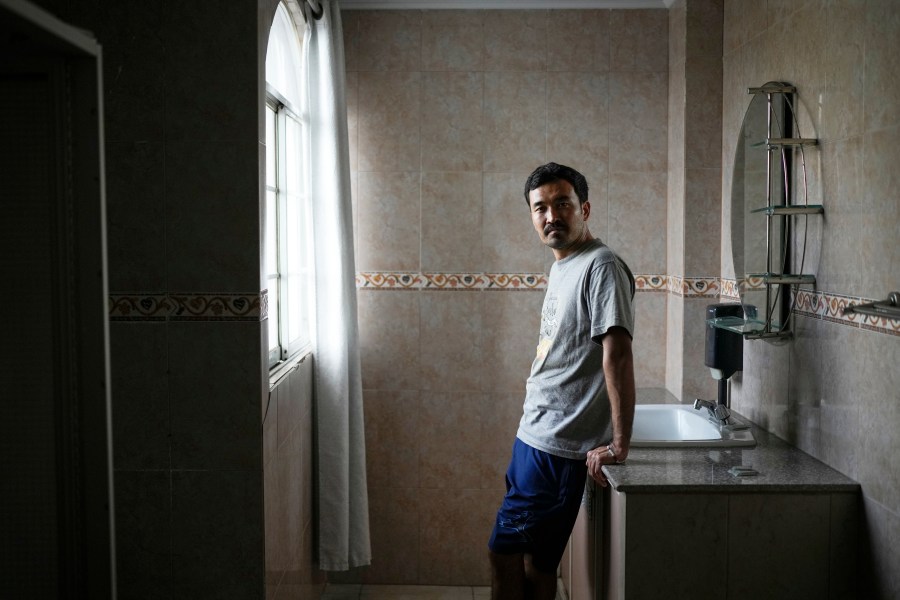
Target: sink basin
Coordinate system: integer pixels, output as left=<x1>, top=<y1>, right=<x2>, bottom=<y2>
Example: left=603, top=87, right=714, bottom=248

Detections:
left=630, top=404, right=756, bottom=448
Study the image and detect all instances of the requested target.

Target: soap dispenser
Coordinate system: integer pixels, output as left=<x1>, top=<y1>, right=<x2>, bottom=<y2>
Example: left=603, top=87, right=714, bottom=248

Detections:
left=705, top=303, right=744, bottom=394
left=694, top=303, right=745, bottom=424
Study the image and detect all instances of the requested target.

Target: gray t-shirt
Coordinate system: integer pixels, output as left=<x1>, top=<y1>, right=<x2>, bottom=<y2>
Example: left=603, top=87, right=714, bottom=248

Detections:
left=516, top=238, right=635, bottom=460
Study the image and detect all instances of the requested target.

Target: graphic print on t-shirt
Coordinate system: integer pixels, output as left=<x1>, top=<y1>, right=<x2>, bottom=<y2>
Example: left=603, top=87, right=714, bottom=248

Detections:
left=535, top=292, right=559, bottom=361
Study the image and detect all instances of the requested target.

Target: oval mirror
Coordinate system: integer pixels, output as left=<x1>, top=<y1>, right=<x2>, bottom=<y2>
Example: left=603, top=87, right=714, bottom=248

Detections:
left=729, top=81, right=818, bottom=338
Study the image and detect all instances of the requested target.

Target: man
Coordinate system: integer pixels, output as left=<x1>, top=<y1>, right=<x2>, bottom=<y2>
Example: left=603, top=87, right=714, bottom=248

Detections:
left=488, top=163, right=636, bottom=600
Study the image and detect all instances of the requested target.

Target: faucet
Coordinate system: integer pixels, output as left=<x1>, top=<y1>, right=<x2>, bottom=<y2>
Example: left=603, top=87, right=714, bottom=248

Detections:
left=693, top=398, right=731, bottom=425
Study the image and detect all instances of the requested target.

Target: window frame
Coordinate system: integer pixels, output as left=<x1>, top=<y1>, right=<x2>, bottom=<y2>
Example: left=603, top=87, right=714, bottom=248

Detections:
left=266, top=84, right=314, bottom=371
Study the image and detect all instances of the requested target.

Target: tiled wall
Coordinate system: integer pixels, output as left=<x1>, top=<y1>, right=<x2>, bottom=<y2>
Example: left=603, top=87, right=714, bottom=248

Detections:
left=37, top=1, right=277, bottom=597
left=342, top=8, right=669, bottom=585
left=264, top=357, right=326, bottom=598
left=666, top=0, right=725, bottom=403
left=722, top=1, right=900, bottom=596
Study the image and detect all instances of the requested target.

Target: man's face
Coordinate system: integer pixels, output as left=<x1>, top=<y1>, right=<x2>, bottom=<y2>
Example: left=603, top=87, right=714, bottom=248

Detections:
left=528, top=179, right=591, bottom=258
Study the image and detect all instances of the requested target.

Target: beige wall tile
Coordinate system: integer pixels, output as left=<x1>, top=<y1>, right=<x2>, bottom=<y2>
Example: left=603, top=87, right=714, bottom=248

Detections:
left=610, top=9, right=668, bottom=73
left=357, top=171, right=421, bottom=272
left=608, top=71, right=668, bottom=173
left=821, top=0, right=865, bottom=142
left=421, top=72, right=483, bottom=172
left=422, top=10, right=483, bottom=71
left=481, top=172, right=549, bottom=273
left=817, top=136, right=863, bottom=293
left=547, top=10, right=610, bottom=72
left=483, top=10, right=547, bottom=72
left=668, top=0, right=686, bottom=68
left=667, top=161, right=685, bottom=277
left=864, top=0, right=900, bottom=132
left=358, top=290, right=421, bottom=391
left=546, top=72, right=610, bottom=176
left=860, top=125, right=900, bottom=299
left=418, top=392, right=485, bottom=490
left=858, top=329, right=900, bottom=516
left=479, top=391, right=527, bottom=485
left=681, top=298, right=719, bottom=402
left=171, top=470, right=264, bottom=597
left=608, top=172, right=667, bottom=274
left=683, top=167, right=722, bottom=277
left=357, top=71, right=421, bottom=172
left=165, top=140, right=261, bottom=292
left=683, top=59, right=722, bottom=170
left=634, top=292, right=668, bottom=389
left=665, top=293, right=684, bottom=395
left=419, top=292, right=484, bottom=392
left=110, top=322, right=169, bottom=471
left=421, top=172, right=484, bottom=272
left=364, top=487, right=420, bottom=584
left=685, top=0, right=724, bottom=62
left=418, top=489, right=495, bottom=585
left=483, top=72, right=547, bottom=172
left=479, top=291, right=543, bottom=393
left=168, top=322, right=261, bottom=470
left=114, top=471, right=172, bottom=599
left=364, top=390, right=420, bottom=489
left=356, top=10, right=422, bottom=72
left=582, top=171, right=609, bottom=242
left=342, top=10, right=360, bottom=73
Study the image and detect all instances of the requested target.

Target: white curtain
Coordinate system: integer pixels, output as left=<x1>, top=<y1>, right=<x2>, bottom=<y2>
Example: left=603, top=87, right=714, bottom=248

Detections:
left=303, top=0, right=371, bottom=571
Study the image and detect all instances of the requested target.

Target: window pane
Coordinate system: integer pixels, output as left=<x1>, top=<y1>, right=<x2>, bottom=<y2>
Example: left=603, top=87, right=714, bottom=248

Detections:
left=265, top=189, right=277, bottom=278
left=285, top=113, right=301, bottom=195
left=268, top=276, right=280, bottom=354
left=265, top=3, right=304, bottom=107
left=266, top=105, right=276, bottom=185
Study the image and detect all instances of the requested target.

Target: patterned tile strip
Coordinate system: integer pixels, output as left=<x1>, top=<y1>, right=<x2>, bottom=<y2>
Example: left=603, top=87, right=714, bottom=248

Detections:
left=794, top=289, right=899, bottom=336
left=109, top=292, right=265, bottom=322
left=106, top=280, right=897, bottom=337
left=666, top=276, right=721, bottom=298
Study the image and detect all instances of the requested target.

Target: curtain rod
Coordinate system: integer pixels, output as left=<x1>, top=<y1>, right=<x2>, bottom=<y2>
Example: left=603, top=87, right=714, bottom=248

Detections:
left=302, top=0, right=324, bottom=22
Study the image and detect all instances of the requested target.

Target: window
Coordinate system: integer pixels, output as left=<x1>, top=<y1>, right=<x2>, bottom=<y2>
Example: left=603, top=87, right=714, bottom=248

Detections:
left=266, top=3, right=313, bottom=368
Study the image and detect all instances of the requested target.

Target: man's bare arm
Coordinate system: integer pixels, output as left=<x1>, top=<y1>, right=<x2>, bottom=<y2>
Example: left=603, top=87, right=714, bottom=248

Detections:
left=586, top=326, right=635, bottom=486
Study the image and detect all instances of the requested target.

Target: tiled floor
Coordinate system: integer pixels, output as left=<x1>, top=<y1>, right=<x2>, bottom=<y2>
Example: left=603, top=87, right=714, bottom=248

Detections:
left=321, top=585, right=490, bottom=600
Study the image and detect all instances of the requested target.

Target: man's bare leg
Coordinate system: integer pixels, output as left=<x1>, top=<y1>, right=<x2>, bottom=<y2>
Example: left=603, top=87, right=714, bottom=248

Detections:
left=489, top=551, right=525, bottom=600
left=524, top=554, right=557, bottom=600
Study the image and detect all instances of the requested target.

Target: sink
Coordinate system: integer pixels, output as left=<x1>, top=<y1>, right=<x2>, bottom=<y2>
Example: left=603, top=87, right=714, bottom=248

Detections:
left=630, top=404, right=756, bottom=448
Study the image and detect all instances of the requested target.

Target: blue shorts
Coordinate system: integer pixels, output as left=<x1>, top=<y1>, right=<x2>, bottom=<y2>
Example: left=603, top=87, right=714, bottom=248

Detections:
left=488, top=438, right=588, bottom=573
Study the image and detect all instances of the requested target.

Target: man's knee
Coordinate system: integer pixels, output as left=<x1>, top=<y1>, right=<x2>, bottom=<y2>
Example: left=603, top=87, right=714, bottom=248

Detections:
left=489, top=549, right=524, bottom=574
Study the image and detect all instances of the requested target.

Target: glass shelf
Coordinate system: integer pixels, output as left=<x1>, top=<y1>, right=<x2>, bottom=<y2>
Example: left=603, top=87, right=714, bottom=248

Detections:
left=748, top=137, right=818, bottom=148
left=750, top=204, right=824, bottom=216
left=766, top=137, right=818, bottom=147
left=709, top=316, right=792, bottom=340
left=747, top=273, right=817, bottom=285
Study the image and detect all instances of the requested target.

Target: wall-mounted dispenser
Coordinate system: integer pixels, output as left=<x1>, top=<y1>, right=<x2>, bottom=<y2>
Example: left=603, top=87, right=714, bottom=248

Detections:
left=695, top=304, right=745, bottom=423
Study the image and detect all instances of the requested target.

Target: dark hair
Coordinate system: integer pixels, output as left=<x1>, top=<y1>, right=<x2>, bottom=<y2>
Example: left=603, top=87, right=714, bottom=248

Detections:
left=523, top=162, right=589, bottom=207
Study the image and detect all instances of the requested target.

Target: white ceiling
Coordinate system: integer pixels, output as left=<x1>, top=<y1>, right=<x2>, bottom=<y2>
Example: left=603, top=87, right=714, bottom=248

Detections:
left=341, top=0, right=674, bottom=9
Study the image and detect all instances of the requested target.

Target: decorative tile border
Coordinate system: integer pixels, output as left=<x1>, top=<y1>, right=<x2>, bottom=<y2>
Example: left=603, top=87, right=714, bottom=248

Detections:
left=109, top=292, right=265, bottom=322
left=721, top=278, right=740, bottom=300
left=666, top=276, right=721, bottom=298
left=720, top=277, right=767, bottom=301
left=635, top=274, right=667, bottom=292
left=794, top=289, right=899, bottom=336
left=357, top=272, right=551, bottom=291
left=356, top=272, right=425, bottom=290
left=106, top=281, right=896, bottom=337
left=357, top=272, right=664, bottom=293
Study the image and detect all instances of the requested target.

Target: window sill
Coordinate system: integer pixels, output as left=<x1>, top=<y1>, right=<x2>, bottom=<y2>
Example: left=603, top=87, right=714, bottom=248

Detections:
left=269, top=348, right=312, bottom=389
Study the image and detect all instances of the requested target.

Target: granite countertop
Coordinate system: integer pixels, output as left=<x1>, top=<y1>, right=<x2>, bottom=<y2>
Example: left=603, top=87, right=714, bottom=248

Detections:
left=603, top=397, right=860, bottom=493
